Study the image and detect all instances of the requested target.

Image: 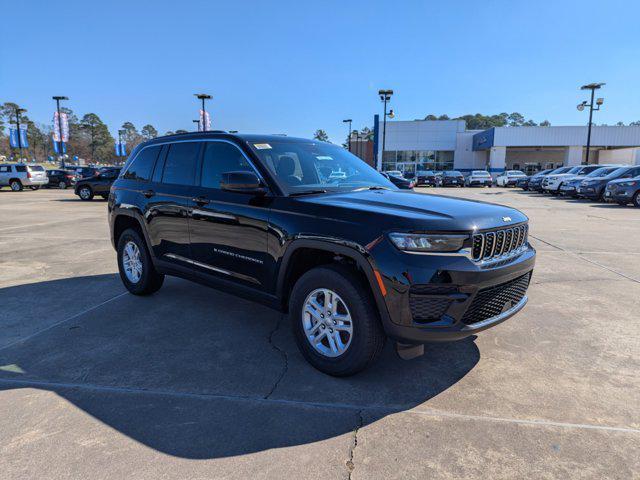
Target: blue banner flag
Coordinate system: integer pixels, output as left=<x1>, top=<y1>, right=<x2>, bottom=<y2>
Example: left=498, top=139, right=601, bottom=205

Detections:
left=53, top=140, right=67, bottom=154
left=19, top=126, right=28, bottom=148
left=9, top=128, right=19, bottom=148
left=115, top=142, right=127, bottom=156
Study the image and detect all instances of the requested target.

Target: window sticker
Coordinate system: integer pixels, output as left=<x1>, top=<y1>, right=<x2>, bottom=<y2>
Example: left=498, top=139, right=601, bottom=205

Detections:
left=253, top=143, right=272, bottom=150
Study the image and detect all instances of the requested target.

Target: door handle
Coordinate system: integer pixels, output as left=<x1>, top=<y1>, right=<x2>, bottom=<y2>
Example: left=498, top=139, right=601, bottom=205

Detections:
left=192, top=196, right=210, bottom=206
left=142, top=189, right=155, bottom=198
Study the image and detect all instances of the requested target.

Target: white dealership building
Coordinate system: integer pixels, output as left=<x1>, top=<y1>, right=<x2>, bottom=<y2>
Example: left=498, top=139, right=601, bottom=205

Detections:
left=375, top=119, right=640, bottom=175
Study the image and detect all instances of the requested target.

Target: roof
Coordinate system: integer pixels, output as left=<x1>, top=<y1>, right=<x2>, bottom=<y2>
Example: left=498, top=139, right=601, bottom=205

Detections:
left=149, top=131, right=315, bottom=145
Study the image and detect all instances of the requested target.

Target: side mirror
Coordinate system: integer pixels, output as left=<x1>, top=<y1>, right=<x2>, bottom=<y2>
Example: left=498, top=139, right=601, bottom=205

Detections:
left=220, top=171, right=267, bottom=195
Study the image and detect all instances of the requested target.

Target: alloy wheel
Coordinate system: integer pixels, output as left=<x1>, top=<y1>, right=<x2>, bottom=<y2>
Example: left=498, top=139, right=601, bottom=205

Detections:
left=59, top=181, right=67, bottom=189
left=80, top=188, right=91, bottom=199
left=122, top=241, right=143, bottom=283
left=10, top=181, right=21, bottom=191
left=302, top=288, right=353, bottom=358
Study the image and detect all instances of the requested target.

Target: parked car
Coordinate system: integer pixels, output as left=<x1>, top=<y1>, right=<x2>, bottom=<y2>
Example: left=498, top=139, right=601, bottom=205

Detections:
left=74, top=167, right=121, bottom=200
left=559, top=166, right=621, bottom=197
left=0, top=163, right=49, bottom=191
left=577, top=165, right=640, bottom=201
left=441, top=170, right=465, bottom=187
left=384, top=170, right=404, bottom=178
left=414, top=169, right=438, bottom=187
left=528, top=167, right=570, bottom=192
left=69, top=166, right=101, bottom=179
left=604, top=176, right=640, bottom=206
left=541, top=164, right=610, bottom=194
left=381, top=172, right=415, bottom=189
left=46, top=169, right=76, bottom=189
left=515, top=176, right=530, bottom=190
left=108, top=132, right=535, bottom=376
left=465, top=170, right=492, bottom=187
left=496, top=170, right=527, bottom=187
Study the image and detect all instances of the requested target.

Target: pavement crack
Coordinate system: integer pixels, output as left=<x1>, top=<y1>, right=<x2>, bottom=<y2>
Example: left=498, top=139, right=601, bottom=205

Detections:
left=346, top=409, right=364, bottom=479
left=263, top=313, right=289, bottom=399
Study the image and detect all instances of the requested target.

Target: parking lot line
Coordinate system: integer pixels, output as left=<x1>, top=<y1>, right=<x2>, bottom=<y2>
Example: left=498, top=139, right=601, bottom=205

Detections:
left=0, top=291, right=127, bottom=352
left=1, top=377, right=638, bottom=435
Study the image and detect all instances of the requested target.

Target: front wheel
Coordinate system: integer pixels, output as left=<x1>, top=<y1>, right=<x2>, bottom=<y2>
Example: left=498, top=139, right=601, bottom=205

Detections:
left=289, top=265, right=385, bottom=376
left=78, top=186, right=93, bottom=201
left=633, top=192, right=640, bottom=208
left=10, top=180, right=23, bottom=191
left=58, top=181, right=67, bottom=189
left=117, top=228, right=164, bottom=295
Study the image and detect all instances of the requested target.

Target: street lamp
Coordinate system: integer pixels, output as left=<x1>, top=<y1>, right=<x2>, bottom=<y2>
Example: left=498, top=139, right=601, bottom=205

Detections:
left=194, top=93, right=212, bottom=132
left=577, top=83, right=605, bottom=165
left=192, top=119, right=201, bottom=131
left=52, top=96, right=69, bottom=168
left=378, top=89, right=393, bottom=170
left=342, top=119, right=352, bottom=152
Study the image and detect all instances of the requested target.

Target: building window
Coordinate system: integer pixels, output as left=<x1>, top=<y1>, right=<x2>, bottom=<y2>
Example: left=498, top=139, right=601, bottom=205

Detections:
left=382, top=150, right=454, bottom=172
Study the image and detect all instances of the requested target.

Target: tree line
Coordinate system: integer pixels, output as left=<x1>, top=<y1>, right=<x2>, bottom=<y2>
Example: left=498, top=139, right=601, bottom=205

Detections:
left=0, top=101, right=163, bottom=163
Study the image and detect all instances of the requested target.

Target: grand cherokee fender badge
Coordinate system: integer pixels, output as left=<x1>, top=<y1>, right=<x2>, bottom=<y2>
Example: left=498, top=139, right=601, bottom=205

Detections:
left=502, top=216, right=512, bottom=222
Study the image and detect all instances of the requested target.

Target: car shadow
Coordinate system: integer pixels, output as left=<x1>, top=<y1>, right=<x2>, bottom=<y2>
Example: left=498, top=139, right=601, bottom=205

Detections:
left=0, top=274, right=480, bottom=460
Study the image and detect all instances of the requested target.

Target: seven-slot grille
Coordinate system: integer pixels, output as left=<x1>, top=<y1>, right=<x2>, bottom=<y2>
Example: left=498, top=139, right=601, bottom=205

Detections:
left=471, top=224, right=528, bottom=262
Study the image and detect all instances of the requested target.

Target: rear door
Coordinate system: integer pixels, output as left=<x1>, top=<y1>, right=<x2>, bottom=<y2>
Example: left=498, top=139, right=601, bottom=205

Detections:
left=146, top=141, right=202, bottom=267
left=188, top=140, right=272, bottom=290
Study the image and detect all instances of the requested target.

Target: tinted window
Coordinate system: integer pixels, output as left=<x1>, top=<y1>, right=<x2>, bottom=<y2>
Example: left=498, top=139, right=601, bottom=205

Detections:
left=161, top=142, right=200, bottom=186
left=0, top=166, right=9, bottom=172
left=15, top=166, right=27, bottom=172
left=123, top=146, right=160, bottom=181
left=201, top=142, right=254, bottom=189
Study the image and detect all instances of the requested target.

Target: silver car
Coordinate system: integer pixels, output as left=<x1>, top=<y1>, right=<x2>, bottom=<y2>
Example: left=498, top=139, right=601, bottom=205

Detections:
left=0, top=164, right=50, bottom=191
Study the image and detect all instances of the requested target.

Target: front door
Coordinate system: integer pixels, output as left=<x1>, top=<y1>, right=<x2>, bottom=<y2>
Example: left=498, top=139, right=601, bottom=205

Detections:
left=188, top=141, right=271, bottom=289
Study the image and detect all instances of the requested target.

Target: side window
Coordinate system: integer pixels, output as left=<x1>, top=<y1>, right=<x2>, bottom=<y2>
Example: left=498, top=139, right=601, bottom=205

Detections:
left=161, top=142, right=200, bottom=186
left=15, top=166, right=27, bottom=173
left=201, top=142, right=254, bottom=189
left=122, top=146, right=161, bottom=181
left=0, top=166, right=9, bottom=173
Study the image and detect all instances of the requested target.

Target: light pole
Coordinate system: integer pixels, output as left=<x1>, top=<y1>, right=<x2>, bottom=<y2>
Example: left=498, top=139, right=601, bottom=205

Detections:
left=52, top=96, right=68, bottom=168
left=342, top=119, right=352, bottom=152
left=194, top=93, right=212, bottom=132
left=577, top=83, right=605, bottom=165
left=14, top=107, right=26, bottom=161
left=378, top=89, right=394, bottom=170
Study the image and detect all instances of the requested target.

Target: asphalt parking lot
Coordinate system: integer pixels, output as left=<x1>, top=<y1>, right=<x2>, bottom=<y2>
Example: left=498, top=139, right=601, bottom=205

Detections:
left=1, top=187, right=639, bottom=479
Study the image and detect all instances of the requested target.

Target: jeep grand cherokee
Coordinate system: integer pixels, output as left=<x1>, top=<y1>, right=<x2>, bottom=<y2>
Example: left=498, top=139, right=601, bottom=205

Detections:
left=108, top=132, right=535, bottom=376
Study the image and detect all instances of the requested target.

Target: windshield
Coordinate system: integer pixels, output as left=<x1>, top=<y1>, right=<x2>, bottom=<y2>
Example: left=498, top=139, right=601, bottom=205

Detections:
left=507, top=171, right=526, bottom=176
left=533, top=169, right=552, bottom=176
left=603, top=167, right=627, bottom=179
left=566, top=166, right=582, bottom=174
left=472, top=171, right=490, bottom=176
left=550, top=167, right=571, bottom=174
left=586, top=167, right=618, bottom=178
left=417, top=170, right=434, bottom=175
left=444, top=171, right=462, bottom=176
left=249, top=141, right=395, bottom=194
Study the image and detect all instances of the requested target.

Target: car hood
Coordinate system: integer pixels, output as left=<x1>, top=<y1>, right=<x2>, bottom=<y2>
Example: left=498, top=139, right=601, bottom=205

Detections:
left=296, top=189, right=527, bottom=231
left=606, top=177, right=638, bottom=185
left=581, top=176, right=611, bottom=183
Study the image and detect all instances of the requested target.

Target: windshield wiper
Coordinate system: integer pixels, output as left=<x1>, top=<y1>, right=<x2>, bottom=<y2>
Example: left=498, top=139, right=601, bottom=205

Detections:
left=289, top=189, right=328, bottom=197
left=354, top=186, right=392, bottom=191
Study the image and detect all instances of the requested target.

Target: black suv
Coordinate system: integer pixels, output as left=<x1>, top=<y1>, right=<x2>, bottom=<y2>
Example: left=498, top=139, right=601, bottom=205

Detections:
left=109, top=133, right=535, bottom=376
left=75, top=167, right=121, bottom=200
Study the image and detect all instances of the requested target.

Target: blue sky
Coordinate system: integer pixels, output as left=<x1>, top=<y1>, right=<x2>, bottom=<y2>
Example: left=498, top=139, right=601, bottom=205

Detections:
left=2, top=0, right=639, bottom=143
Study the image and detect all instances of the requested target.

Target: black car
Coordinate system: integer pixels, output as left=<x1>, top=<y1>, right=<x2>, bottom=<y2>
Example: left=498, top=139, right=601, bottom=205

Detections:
left=45, top=169, right=75, bottom=189
left=577, top=165, right=640, bottom=201
left=441, top=170, right=465, bottom=187
left=68, top=166, right=100, bottom=179
left=528, top=167, right=568, bottom=192
left=381, top=172, right=415, bottom=189
left=108, top=132, right=535, bottom=376
left=415, top=170, right=438, bottom=187
left=75, top=167, right=121, bottom=200
left=604, top=176, right=640, bottom=206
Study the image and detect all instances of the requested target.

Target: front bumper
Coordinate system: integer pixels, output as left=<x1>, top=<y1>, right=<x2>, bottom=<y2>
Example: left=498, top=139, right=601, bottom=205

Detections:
left=604, top=187, right=635, bottom=202
left=559, top=184, right=578, bottom=196
left=372, top=240, right=536, bottom=343
left=576, top=185, right=602, bottom=199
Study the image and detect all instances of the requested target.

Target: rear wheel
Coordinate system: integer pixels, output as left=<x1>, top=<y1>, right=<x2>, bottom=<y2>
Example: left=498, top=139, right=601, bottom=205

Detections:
left=117, top=228, right=164, bottom=295
left=58, top=181, right=67, bottom=189
left=78, top=185, right=93, bottom=201
left=633, top=192, right=640, bottom=208
left=289, top=264, right=385, bottom=376
left=29, top=186, right=40, bottom=191
left=10, top=180, right=23, bottom=191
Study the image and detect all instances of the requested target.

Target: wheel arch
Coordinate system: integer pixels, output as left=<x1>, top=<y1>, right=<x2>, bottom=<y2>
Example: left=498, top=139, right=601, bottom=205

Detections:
left=276, top=238, right=391, bottom=325
left=111, top=210, right=156, bottom=262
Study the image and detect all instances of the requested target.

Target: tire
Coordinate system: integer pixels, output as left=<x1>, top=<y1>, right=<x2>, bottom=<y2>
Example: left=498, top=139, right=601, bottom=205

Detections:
left=117, top=228, right=164, bottom=295
left=617, top=201, right=628, bottom=206
left=58, top=181, right=67, bottom=189
left=29, top=186, right=40, bottom=190
left=10, top=180, right=23, bottom=191
left=78, top=185, right=94, bottom=201
left=289, top=264, right=385, bottom=376
left=633, top=192, right=640, bottom=208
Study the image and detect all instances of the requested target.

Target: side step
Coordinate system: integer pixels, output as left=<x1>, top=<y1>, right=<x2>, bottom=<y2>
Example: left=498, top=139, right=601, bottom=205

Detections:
left=395, top=342, right=424, bottom=360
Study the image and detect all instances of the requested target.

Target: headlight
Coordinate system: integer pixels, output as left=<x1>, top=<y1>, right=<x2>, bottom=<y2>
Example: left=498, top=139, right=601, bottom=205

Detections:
left=388, top=233, right=467, bottom=252
left=616, top=181, right=637, bottom=187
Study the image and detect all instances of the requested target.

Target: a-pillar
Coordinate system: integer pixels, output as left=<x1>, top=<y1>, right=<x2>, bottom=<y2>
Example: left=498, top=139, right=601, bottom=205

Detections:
left=489, top=146, right=506, bottom=174
left=564, top=146, right=583, bottom=166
